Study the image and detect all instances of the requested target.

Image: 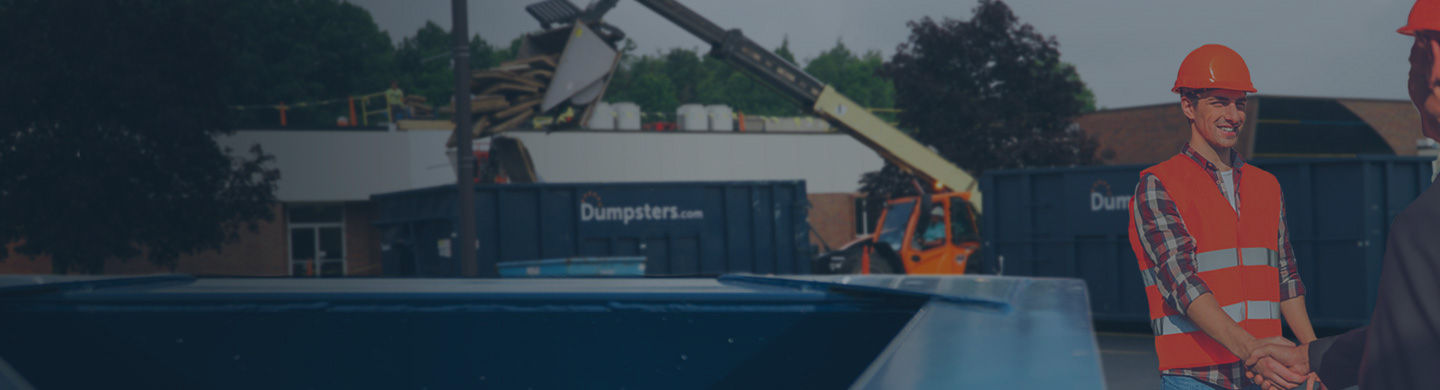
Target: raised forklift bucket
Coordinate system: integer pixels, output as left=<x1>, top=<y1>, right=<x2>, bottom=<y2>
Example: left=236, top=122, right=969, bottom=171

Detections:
left=514, top=21, right=621, bottom=130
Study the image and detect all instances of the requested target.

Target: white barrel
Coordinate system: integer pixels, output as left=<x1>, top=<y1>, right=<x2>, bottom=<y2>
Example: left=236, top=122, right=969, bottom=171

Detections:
left=677, top=104, right=708, bottom=131
left=706, top=105, right=734, bottom=132
left=613, top=102, right=642, bottom=131
left=586, top=102, right=615, bottom=130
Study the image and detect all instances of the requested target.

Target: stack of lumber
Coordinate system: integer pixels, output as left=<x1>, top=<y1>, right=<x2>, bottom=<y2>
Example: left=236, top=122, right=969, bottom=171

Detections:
left=445, top=55, right=557, bottom=147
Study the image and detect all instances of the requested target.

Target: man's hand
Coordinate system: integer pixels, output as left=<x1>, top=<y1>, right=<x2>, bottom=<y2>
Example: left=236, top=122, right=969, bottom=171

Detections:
left=1247, top=357, right=1310, bottom=389
left=1243, top=336, right=1295, bottom=360
left=1301, top=373, right=1327, bottom=390
left=1245, top=342, right=1309, bottom=372
left=1242, top=338, right=1309, bottom=389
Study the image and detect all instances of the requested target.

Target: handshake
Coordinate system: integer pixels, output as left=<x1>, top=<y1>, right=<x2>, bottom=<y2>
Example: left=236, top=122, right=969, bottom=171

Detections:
left=1244, top=337, right=1323, bottom=390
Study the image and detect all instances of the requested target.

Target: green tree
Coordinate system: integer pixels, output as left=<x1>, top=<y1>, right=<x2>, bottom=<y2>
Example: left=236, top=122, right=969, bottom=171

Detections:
left=0, top=0, right=280, bottom=273
left=393, top=22, right=455, bottom=111
left=605, top=43, right=803, bottom=117
left=471, top=34, right=517, bottom=70
left=860, top=0, right=1103, bottom=204
left=601, top=37, right=904, bottom=119
left=664, top=48, right=706, bottom=106
left=693, top=52, right=799, bottom=117
left=393, top=24, right=518, bottom=118
left=1063, top=63, right=1099, bottom=113
left=775, top=36, right=797, bottom=64
left=804, top=40, right=896, bottom=117
left=632, top=73, right=681, bottom=115
left=220, top=0, right=396, bottom=126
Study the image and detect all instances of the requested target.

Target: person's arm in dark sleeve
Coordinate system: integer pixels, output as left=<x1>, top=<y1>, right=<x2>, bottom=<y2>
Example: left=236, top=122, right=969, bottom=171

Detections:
left=1358, top=189, right=1440, bottom=389
left=1306, top=326, right=1366, bottom=389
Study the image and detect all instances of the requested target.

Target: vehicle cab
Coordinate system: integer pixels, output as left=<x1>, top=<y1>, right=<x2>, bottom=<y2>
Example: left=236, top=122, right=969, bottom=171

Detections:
left=815, top=191, right=982, bottom=275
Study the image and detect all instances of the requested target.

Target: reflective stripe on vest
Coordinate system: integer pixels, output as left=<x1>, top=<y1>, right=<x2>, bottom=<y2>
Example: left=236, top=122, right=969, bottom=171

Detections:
left=1151, top=300, right=1282, bottom=335
left=1195, top=248, right=1280, bottom=271
left=1139, top=248, right=1279, bottom=287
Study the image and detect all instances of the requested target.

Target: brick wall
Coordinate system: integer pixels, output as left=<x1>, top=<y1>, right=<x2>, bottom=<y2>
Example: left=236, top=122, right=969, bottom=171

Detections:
left=344, top=201, right=383, bottom=276
left=807, top=193, right=861, bottom=253
left=165, top=203, right=289, bottom=276
left=0, top=244, right=52, bottom=274
left=0, top=204, right=289, bottom=276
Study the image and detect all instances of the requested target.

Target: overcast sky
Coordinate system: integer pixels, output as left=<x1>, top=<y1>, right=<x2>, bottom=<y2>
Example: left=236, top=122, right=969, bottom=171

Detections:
left=349, top=0, right=1418, bottom=109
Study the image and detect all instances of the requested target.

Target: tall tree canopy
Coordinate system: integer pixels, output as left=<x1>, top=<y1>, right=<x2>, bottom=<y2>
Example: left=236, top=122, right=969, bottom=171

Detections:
left=859, top=0, right=1102, bottom=205
left=0, top=0, right=281, bottom=273
left=604, top=37, right=896, bottom=118
left=391, top=21, right=518, bottom=113
left=222, top=0, right=396, bottom=126
left=804, top=40, right=895, bottom=114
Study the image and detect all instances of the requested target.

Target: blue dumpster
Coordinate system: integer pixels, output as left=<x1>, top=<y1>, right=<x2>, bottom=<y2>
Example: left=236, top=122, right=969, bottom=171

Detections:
left=496, top=256, right=647, bottom=277
left=372, top=180, right=812, bottom=277
left=980, top=156, right=1435, bottom=327
left=0, top=274, right=1103, bottom=389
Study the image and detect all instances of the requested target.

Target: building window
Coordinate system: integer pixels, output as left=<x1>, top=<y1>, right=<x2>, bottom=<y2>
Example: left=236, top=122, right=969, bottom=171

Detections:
left=854, top=196, right=872, bottom=236
left=288, top=203, right=345, bottom=277
left=912, top=203, right=947, bottom=250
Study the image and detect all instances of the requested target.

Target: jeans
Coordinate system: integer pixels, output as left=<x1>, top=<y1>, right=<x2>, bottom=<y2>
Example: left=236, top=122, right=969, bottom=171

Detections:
left=1161, top=375, right=1263, bottom=390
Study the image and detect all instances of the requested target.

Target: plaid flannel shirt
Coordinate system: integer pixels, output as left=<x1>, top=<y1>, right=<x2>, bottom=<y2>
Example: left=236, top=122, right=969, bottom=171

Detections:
left=1131, top=144, right=1306, bottom=389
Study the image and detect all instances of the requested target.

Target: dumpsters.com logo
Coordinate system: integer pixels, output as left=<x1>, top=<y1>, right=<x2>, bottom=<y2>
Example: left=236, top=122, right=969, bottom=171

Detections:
left=580, top=191, right=704, bottom=224
left=1090, top=180, right=1132, bottom=212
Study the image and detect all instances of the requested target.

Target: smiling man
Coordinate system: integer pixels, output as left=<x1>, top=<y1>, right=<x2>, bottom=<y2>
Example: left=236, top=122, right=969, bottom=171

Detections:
left=1127, top=44, right=1318, bottom=390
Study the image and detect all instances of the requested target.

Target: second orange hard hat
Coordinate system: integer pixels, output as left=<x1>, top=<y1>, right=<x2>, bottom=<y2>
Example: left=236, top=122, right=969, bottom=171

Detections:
left=1399, top=0, right=1440, bottom=35
left=1172, top=44, right=1256, bottom=94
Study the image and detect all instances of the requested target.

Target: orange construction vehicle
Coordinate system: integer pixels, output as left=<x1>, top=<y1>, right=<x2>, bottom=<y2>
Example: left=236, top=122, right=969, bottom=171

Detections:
left=819, top=191, right=983, bottom=275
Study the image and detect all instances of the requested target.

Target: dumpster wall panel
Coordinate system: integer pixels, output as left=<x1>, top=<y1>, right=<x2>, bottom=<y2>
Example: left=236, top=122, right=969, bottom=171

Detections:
left=416, top=220, right=454, bottom=276
left=539, top=189, right=576, bottom=259
left=751, top=187, right=776, bottom=275
left=0, top=277, right=928, bottom=389
left=981, top=157, right=1434, bottom=327
left=499, top=189, right=541, bottom=262
left=476, top=191, right=501, bottom=267
left=775, top=184, right=801, bottom=274
left=725, top=186, right=755, bottom=272
left=0, top=275, right=1104, bottom=389
left=372, top=181, right=810, bottom=276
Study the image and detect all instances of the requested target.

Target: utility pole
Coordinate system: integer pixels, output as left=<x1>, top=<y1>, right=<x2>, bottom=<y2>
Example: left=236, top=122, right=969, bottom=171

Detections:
left=452, top=0, right=484, bottom=276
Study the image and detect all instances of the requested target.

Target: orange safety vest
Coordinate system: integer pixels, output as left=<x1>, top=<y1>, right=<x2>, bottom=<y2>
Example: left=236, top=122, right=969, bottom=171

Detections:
left=1127, top=155, right=1283, bottom=371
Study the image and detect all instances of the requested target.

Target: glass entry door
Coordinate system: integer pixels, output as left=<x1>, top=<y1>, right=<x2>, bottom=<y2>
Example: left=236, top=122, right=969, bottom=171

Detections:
left=290, top=225, right=345, bottom=277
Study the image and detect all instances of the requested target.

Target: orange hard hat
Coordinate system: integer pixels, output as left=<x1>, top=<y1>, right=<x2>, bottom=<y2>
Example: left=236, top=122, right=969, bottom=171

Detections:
left=1172, top=44, right=1257, bottom=94
left=1399, top=0, right=1440, bottom=35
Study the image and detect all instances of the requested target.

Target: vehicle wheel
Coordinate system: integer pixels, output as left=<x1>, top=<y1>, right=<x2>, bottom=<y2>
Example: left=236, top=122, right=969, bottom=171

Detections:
left=838, top=247, right=866, bottom=274
left=964, top=251, right=984, bottom=274
left=869, top=255, right=897, bottom=274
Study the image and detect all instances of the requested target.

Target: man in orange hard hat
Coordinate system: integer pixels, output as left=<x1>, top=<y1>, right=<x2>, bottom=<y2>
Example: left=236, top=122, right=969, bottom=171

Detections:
left=1243, top=1, right=1440, bottom=389
left=1127, top=44, right=1318, bottom=390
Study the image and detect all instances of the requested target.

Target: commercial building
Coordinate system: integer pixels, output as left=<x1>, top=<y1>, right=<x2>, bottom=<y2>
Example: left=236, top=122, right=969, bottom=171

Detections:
left=1077, top=96, right=1434, bottom=164
left=0, top=123, right=882, bottom=275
